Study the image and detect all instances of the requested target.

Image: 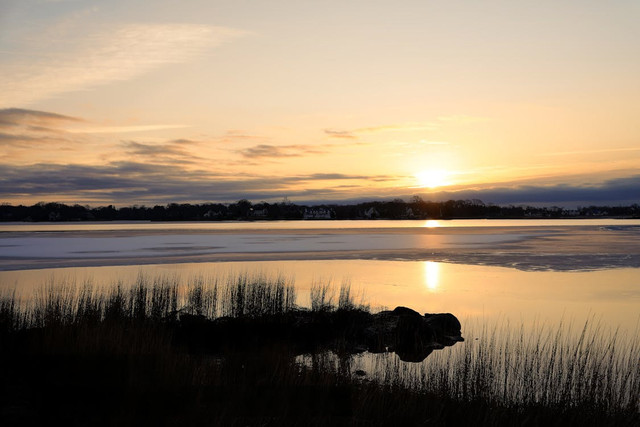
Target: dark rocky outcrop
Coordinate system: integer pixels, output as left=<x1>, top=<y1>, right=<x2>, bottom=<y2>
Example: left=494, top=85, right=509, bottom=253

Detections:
left=175, top=306, right=463, bottom=362
left=365, top=307, right=464, bottom=362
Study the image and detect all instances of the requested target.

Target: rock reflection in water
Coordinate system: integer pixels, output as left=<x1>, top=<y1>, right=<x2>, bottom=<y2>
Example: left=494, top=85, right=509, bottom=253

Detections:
left=367, top=307, right=464, bottom=362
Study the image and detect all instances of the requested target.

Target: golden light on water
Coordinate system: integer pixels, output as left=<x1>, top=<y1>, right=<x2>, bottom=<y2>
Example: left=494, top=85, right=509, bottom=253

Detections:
left=424, top=261, right=440, bottom=290
left=424, top=220, right=441, bottom=228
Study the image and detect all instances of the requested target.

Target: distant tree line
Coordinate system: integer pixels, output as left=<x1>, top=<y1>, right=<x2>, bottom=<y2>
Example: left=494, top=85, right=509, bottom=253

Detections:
left=0, top=198, right=638, bottom=222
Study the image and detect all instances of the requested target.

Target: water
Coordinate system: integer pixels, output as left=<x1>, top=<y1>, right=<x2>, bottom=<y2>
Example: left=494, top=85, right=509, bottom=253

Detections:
left=2, top=219, right=639, bottom=271
left=1, top=218, right=638, bottom=232
left=1, top=219, right=639, bottom=334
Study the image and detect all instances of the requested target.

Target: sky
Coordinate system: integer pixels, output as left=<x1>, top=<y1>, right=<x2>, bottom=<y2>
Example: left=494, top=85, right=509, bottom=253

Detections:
left=1, top=0, right=639, bottom=207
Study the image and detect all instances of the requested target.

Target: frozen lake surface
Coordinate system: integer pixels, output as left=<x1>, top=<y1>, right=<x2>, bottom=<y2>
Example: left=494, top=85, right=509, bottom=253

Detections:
left=1, top=219, right=639, bottom=271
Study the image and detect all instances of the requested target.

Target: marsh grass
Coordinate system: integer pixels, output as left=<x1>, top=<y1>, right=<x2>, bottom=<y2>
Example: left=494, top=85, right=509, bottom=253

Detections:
left=363, top=319, right=640, bottom=415
left=1, top=273, right=638, bottom=426
left=310, top=279, right=368, bottom=312
left=0, top=272, right=298, bottom=327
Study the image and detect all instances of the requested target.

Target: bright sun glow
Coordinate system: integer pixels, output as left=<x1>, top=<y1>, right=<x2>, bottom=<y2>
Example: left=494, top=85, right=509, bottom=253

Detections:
left=415, top=169, right=449, bottom=188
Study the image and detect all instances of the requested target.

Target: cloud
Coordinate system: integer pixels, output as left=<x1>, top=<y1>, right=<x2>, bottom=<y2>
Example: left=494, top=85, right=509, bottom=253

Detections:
left=121, top=140, right=203, bottom=165
left=0, top=132, right=52, bottom=148
left=355, top=123, right=438, bottom=133
left=0, top=108, right=80, bottom=149
left=303, top=173, right=370, bottom=180
left=419, top=140, right=449, bottom=145
left=238, top=144, right=327, bottom=159
left=0, top=109, right=196, bottom=160
left=2, top=156, right=637, bottom=207
left=67, top=124, right=191, bottom=134
left=169, top=139, right=199, bottom=145
left=0, top=23, right=245, bottom=106
left=0, top=108, right=82, bottom=129
left=292, top=173, right=400, bottom=183
left=325, top=116, right=484, bottom=139
left=214, top=130, right=267, bottom=144
left=123, top=141, right=189, bottom=156
left=0, top=161, right=400, bottom=205
left=426, top=175, right=640, bottom=207
left=324, top=129, right=357, bottom=139
left=540, top=147, right=640, bottom=157
left=324, top=122, right=438, bottom=140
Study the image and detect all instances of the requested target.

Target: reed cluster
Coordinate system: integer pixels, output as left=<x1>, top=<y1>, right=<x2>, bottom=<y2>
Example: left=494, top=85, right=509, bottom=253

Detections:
left=309, top=279, right=368, bottom=312
left=0, top=272, right=300, bottom=330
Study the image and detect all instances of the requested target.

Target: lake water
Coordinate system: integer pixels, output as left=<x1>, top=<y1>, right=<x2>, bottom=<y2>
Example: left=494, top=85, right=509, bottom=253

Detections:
left=1, top=219, right=639, bottom=335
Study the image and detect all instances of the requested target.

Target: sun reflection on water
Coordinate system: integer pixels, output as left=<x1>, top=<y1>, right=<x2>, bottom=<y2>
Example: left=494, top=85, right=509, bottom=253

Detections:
left=424, top=261, right=440, bottom=290
left=423, top=220, right=441, bottom=228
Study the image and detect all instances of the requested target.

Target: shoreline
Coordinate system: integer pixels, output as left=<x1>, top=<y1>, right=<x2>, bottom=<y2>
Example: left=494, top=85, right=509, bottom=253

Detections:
left=2, top=218, right=640, bottom=234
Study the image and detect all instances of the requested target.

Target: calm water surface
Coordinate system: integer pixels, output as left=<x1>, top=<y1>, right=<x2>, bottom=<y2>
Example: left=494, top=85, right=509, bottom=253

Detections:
left=1, top=220, right=639, bottom=335
left=1, top=218, right=639, bottom=232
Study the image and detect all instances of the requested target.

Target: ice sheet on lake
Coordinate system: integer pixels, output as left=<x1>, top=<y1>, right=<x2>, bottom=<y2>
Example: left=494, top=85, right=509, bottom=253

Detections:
left=0, top=223, right=639, bottom=272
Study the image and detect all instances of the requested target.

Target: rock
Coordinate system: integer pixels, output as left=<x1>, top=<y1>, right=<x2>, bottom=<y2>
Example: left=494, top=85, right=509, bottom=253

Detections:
left=424, top=313, right=464, bottom=346
left=366, top=307, right=462, bottom=362
left=174, top=306, right=463, bottom=363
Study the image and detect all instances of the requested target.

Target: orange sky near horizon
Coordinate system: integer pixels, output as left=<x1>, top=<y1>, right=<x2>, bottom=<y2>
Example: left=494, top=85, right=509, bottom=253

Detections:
left=1, top=0, right=638, bottom=206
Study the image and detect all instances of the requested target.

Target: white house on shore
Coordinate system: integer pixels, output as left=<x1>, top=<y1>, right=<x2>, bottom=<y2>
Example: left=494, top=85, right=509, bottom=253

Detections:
left=303, top=207, right=333, bottom=219
left=249, top=208, right=268, bottom=218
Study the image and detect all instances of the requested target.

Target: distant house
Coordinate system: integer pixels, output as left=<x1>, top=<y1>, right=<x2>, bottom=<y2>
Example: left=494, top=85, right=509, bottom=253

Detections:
left=363, top=207, right=379, bottom=219
left=403, top=207, right=415, bottom=219
left=203, top=210, right=223, bottom=219
left=303, top=207, right=333, bottom=219
left=250, top=208, right=268, bottom=218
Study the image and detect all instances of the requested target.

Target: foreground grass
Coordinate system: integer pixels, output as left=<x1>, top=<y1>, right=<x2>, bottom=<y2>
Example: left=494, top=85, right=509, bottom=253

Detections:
left=1, top=274, right=638, bottom=426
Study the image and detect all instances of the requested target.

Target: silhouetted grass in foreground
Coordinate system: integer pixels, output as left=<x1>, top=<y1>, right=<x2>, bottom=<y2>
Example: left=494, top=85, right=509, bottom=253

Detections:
left=362, top=320, right=640, bottom=414
left=1, top=274, right=638, bottom=426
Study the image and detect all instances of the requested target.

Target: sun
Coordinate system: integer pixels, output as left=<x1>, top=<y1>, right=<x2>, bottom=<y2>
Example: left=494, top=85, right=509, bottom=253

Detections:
left=414, top=169, right=449, bottom=188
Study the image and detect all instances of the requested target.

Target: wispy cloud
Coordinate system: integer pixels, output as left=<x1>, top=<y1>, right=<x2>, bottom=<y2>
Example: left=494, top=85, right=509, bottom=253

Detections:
left=122, top=141, right=190, bottom=157
left=121, top=140, right=203, bottom=165
left=213, top=130, right=268, bottom=144
left=0, top=132, right=69, bottom=148
left=0, top=108, right=82, bottom=129
left=67, top=124, right=191, bottom=134
left=324, top=116, right=485, bottom=140
left=0, top=23, right=246, bottom=106
left=355, top=123, right=439, bottom=133
left=0, top=108, right=80, bottom=149
left=302, top=173, right=369, bottom=180
left=419, top=140, right=449, bottom=145
left=324, top=123, right=438, bottom=139
left=324, top=129, right=358, bottom=139
left=540, top=147, right=640, bottom=157
left=0, top=108, right=196, bottom=161
left=238, top=144, right=328, bottom=159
